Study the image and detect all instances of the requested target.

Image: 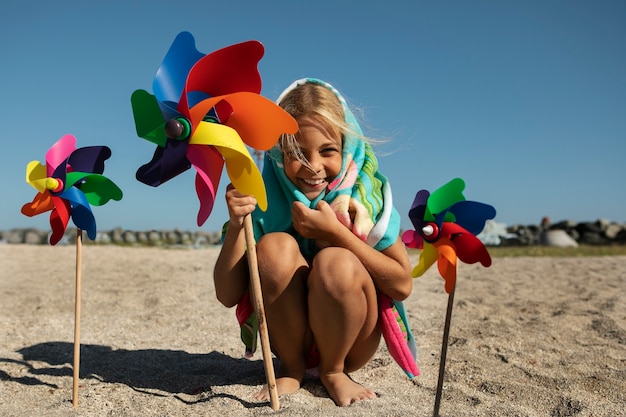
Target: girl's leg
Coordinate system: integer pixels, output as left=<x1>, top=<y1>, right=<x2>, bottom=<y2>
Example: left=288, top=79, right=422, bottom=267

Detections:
left=254, top=232, right=311, bottom=399
left=308, top=247, right=381, bottom=406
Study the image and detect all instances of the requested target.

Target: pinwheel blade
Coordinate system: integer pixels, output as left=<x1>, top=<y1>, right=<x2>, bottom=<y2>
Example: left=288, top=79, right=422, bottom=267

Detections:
left=68, top=146, right=112, bottom=175
left=190, top=121, right=268, bottom=210
left=187, top=145, right=224, bottom=226
left=434, top=241, right=458, bottom=294
left=136, top=139, right=191, bottom=186
left=178, top=40, right=264, bottom=114
left=408, top=189, right=430, bottom=224
left=46, top=134, right=76, bottom=176
left=131, top=89, right=167, bottom=147
left=25, top=161, right=49, bottom=193
left=442, top=222, right=492, bottom=267
left=49, top=196, right=71, bottom=245
left=401, top=229, right=423, bottom=249
left=60, top=187, right=97, bottom=239
left=412, top=243, right=439, bottom=277
left=153, top=31, right=206, bottom=104
left=21, top=192, right=54, bottom=216
left=66, top=172, right=123, bottom=206
left=448, top=200, right=496, bottom=236
left=220, top=92, right=299, bottom=150
left=427, top=178, right=466, bottom=218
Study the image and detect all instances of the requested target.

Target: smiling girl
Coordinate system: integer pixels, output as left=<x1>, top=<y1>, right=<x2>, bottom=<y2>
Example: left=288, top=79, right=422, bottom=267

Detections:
left=213, top=78, right=415, bottom=407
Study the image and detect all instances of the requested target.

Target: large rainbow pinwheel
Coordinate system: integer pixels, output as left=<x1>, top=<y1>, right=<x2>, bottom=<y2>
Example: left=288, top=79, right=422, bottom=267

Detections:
left=131, top=31, right=297, bottom=225
left=131, top=32, right=297, bottom=410
left=402, top=178, right=496, bottom=293
left=21, top=134, right=123, bottom=245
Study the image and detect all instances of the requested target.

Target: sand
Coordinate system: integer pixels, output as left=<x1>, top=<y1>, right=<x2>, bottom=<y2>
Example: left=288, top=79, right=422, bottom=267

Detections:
left=0, top=244, right=624, bottom=416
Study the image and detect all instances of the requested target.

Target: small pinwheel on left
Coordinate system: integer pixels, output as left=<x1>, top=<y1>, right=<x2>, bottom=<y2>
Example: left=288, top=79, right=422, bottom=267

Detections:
left=21, top=134, right=123, bottom=245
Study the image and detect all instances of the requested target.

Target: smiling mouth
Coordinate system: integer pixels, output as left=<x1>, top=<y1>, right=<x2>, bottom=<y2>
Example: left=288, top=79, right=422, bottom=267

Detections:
left=301, top=178, right=326, bottom=186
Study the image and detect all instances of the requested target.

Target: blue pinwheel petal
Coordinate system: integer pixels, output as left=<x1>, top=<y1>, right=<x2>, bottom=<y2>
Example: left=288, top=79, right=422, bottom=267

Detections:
left=153, top=31, right=205, bottom=105
left=448, top=200, right=497, bottom=236
left=59, top=187, right=97, bottom=239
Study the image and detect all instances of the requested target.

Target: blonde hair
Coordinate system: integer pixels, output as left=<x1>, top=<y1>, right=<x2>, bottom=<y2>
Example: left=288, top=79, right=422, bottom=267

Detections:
left=276, top=82, right=366, bottom=171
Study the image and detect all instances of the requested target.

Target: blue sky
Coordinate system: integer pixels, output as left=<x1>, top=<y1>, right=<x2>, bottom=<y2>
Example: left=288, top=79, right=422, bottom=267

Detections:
left=2, top=0, right=624, bottom=234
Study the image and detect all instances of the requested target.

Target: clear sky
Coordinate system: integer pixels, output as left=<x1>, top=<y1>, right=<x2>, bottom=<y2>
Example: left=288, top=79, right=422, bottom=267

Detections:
left=2, top=0, right=624, bottom=234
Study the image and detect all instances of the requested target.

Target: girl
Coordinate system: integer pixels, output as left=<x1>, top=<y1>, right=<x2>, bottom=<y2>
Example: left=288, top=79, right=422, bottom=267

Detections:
left=213, top=78, right=414, bottom=407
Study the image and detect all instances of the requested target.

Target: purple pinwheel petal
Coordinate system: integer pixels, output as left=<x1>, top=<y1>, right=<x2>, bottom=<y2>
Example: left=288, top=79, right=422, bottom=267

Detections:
left=68, top=146, right=112, bottom=174
left=136, top=139, right=191, bottom=186
left=407, top=189, right=429, bottom=229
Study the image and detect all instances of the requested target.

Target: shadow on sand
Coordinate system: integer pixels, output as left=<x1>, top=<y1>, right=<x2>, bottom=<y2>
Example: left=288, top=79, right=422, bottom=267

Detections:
left=0, top=341, right=273, bottom=407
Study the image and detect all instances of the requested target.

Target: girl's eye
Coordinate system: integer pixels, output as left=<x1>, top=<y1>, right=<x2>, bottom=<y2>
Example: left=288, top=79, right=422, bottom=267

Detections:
left=321, top=147, right=339, bottom=155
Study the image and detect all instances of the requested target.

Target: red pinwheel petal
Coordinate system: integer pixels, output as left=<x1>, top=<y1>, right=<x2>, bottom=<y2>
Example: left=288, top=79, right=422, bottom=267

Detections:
left=49, top=196, right=71, bottom=245
left=186, top=144, right=224, bottom=226
left=441, top=222, right=492, bottom=267
left=178, top=40, right=264, bottom=116
left=21, top=192, right=55, bottom=216
left=453, top=232, right=492, bottom=267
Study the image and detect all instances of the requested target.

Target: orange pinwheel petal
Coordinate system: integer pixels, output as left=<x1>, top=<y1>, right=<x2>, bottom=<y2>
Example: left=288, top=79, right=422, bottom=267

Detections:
left=221, top=92, right=298, bottom=149
left=434, top=240, right=458, bottom=294
left=21, top=192, right=55, bottom=216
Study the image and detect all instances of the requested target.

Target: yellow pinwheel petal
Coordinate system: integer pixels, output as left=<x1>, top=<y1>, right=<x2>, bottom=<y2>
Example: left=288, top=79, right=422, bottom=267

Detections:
left=25, top=161, right=48, bottom=192
left=412, top=242, right=439, bottom=277
left=190, top=121, right=267, bottom=210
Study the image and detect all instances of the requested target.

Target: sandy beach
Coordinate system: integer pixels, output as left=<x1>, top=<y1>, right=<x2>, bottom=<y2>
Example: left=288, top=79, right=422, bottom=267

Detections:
left=0, top=244, right=624, bottom=416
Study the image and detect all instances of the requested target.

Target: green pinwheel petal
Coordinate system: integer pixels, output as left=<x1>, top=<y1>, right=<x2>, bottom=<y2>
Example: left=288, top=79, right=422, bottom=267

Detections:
left=66, top=172, right=123, bottom=206
left=426, top=178, right=466, bottom=219
left=131, top=89, right=167, bottom=147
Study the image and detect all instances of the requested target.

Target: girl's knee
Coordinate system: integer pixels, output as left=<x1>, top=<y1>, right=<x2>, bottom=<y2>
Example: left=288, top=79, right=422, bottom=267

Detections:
left=257, top=232, right=308, bottom=289
left=309, top=248, right=367, bottom=295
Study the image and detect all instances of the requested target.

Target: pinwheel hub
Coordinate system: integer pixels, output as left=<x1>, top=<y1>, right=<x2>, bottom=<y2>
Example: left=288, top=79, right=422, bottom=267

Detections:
left=421, top=222, right=440, bottom=243
left=46, top=178, right=64, bottom=193
left=164, top=117, right=191, bottom=140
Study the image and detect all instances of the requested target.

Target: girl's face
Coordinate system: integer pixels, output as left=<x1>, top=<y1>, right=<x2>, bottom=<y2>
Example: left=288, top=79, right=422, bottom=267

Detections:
left=284, top=118, right=343, bottom=200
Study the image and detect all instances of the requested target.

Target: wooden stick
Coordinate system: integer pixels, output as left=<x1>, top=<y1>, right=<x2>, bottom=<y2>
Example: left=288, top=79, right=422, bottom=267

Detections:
left=433, top=282, right=456, bottom=417
left=73, top=228, right=83, bottom=408
left=243, top=214, right=279, bottom=410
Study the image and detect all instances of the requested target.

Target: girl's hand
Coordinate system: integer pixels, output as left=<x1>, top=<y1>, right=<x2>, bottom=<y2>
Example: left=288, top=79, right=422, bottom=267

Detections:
left=291, top=200, right=341, bottom=242
left=225, top=183, right=257, bottom=229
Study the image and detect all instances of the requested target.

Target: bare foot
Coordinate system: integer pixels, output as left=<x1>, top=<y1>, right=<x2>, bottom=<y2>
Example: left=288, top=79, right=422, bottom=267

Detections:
left=253, top=376, right=301, bottom=401
left=320, top=372, right=377, bottom=407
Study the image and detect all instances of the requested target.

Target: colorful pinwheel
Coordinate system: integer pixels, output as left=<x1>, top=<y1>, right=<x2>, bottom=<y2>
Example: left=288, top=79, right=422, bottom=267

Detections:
left=20, top=133, right=122, bottom=407
left=402, top=177, right=495, bottom=416
left=131, top=32, right=297, bottom=410
left=21, top=134, right=123, bottom=245
left=402, top=177, right=496, bottom=294
left=131, top=31, right=297, bottom=225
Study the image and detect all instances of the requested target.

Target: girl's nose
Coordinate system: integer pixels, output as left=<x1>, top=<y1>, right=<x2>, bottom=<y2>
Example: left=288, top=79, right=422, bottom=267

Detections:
left=308, top=155, right=323, bottom=174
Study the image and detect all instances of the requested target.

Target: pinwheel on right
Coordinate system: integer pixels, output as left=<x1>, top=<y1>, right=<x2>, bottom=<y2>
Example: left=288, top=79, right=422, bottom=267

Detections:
left=401, top=177, right=496, bottom=417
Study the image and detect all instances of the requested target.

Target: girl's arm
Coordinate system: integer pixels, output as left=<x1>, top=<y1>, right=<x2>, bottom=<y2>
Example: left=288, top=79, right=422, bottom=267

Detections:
left=213, top=185, right=257, bottom=308
left=291, top=200, right=413, bottom=301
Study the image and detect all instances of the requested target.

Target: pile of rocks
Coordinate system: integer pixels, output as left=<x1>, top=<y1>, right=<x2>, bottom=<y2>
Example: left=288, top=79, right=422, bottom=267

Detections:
left=0, top=227, right=223, bottom=248
left=2, top=218, right=624, bottom=247
left=500, top=218, right=626, bottom=247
